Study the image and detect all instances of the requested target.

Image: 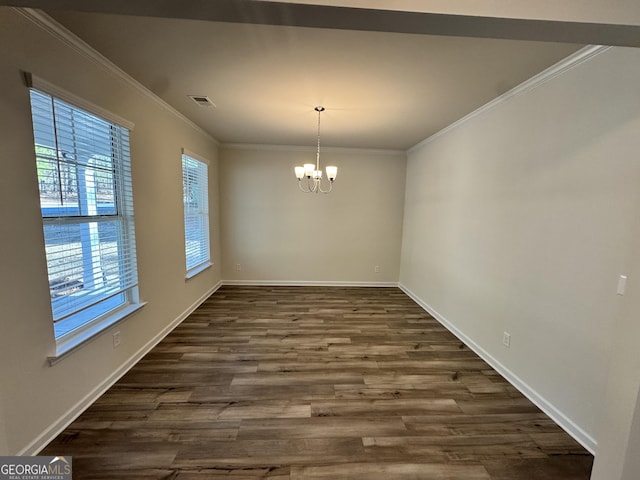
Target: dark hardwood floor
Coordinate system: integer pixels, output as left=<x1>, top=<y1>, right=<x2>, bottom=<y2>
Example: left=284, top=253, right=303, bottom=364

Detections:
left=42, top=286, right=593, bottom=479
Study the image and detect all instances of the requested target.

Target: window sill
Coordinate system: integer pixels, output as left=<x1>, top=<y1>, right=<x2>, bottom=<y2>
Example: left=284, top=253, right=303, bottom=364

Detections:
left=185, top=262, right=213, bottom=280
left=48, top=302, right=146, bottom=366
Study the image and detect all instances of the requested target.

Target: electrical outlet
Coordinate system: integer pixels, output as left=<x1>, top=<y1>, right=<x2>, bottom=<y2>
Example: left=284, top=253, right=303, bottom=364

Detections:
left=374, top=265, right=380, bottom=273
left=113, top=331, right=121, bottom=348
left=235, top=263, right=242, bottom=271
left=502, top=331, right=511, bottom=348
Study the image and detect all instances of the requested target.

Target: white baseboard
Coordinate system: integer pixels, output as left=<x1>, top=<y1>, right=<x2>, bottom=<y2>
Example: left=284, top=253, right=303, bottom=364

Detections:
left=222, top=280, right=399, bottom=287
left=398, top=283, right=597, bottom=455
left=23, top=280, right=223, bottom=456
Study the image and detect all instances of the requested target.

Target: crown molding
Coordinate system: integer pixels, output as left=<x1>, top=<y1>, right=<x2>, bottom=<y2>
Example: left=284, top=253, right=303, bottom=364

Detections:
left=14, top=7, right=219, bottom=146
left=408, top=44, right=611, bottom=155
left=221, top=143, right=406, bottom=157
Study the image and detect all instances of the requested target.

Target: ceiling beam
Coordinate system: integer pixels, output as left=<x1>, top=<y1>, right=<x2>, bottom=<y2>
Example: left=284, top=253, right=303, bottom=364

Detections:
left=2, top=0, right=640, bottom=47
left=263, top=0, right=640, bottom=27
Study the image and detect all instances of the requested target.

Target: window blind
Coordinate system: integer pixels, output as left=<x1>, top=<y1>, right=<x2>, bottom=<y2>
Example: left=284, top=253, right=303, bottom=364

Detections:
left=182, top=154, right=210, bottom=274
left=29, top=89, right=139, bottom=338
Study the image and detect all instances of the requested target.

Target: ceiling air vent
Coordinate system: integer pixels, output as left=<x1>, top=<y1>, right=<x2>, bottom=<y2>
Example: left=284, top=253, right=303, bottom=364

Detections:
left=188, top=95, right=216, bottom=107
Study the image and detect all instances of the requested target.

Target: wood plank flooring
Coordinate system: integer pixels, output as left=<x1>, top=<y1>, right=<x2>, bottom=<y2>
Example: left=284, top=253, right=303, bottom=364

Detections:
left=42, top=286, right=593, bottom=479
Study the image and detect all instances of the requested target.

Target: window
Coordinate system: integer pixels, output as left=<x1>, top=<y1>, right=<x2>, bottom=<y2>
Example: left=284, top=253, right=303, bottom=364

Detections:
left=181, top=150, right=210, bottom=277
left=29, top=85, right=140, bottom=347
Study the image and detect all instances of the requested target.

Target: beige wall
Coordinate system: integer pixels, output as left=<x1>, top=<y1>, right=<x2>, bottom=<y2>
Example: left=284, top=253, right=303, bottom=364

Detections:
left=400, top=45, right=640, bottom=460
left=0, top=8, right=221, bottom=455
left=220, top=146, right=406, bottom=284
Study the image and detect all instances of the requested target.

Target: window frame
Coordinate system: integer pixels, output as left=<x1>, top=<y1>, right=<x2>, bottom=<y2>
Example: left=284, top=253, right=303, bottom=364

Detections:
left=25, top=73, right=144, bottom=361
left=181, top=148, right=212, bottom=279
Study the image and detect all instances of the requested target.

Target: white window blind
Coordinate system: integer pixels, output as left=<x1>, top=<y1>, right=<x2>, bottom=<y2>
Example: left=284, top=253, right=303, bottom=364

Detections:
left=182, top=153, right=210, bottom=275
left=29, top=88, right=139, bottom=340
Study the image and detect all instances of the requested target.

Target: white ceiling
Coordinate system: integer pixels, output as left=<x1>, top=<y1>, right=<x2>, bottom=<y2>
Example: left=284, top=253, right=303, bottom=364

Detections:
left=46, top=9, right=582, bottom=150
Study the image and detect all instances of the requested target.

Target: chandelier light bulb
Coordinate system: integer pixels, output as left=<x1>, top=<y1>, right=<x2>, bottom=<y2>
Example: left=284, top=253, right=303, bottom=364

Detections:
left=303, top=163, right=315, bottom=177
left=325, top=165, right=337, bottom=181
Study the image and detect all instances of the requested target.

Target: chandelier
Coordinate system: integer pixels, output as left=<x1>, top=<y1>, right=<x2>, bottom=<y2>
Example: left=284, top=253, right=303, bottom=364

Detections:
left=294, top=106, right=337, bottom=193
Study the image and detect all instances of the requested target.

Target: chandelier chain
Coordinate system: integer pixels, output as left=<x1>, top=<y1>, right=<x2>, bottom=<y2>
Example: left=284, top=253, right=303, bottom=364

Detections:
left=316, top=107, right=321, bottom=170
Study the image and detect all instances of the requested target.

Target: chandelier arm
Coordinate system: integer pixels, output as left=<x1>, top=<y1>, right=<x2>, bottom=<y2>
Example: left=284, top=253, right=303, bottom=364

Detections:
left=298, top=179, right=312, bottom=193
left=317, top=179, right=333, bottom=194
